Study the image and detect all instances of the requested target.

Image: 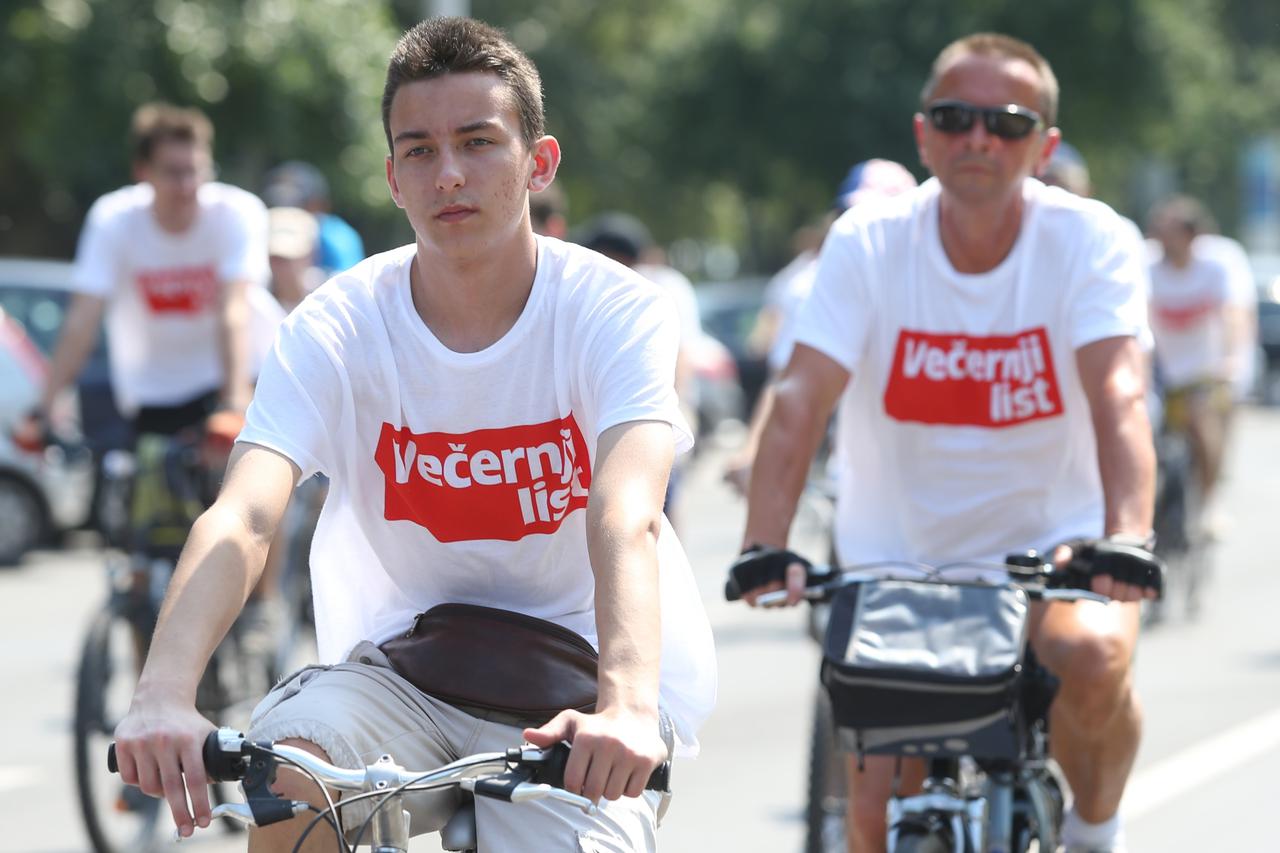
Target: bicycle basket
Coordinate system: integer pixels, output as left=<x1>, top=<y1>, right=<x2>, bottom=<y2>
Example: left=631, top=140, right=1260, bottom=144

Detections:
left=819, top=578, right=1030, bottom=759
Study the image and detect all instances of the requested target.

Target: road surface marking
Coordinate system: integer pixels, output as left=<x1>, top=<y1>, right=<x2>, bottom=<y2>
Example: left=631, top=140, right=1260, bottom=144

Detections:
left=0, top=765, right=38, bottom=793
left=1124, top=704, right=1280, bottom=819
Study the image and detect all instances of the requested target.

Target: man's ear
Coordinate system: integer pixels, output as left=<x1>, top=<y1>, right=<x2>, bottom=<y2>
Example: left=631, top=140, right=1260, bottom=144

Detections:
left=529, top=136, right=562, bottom=192
left=1033, top=127, right=1062, bottom=178
left=912, top=113, right=931, bottom=173
left=386, top=155, right=405, bottom=209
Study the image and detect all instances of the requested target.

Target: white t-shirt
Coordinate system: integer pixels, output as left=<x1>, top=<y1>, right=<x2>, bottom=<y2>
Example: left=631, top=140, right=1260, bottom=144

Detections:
left=767, top=256, right=819, bottom=373
left=72, top=182, right=270, bottom=414
left=1147, top=251, right=1233, bottom=388
left=1195, top=234, right=1258, bottom=395
left=795, top=178, right=1149, bottom=567
left=239, top=237, right=716, bottom=751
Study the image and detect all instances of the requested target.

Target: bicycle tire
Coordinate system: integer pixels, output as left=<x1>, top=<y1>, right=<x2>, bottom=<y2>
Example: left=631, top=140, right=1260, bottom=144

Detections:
left=804, top=689, right=847, bottom=853
left=73, top=601, right=166, bottom=853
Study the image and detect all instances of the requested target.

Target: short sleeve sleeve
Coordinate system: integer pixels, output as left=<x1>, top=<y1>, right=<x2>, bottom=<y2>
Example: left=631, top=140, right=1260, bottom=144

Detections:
left=583, top=280, right=694, bottom=454
left=71, top=197, right=120, bottom=298
left=792, top=221, right=875, bottom=374
left=238, top=318, right=340, bottom=482
left=217, top=192, right=270, bottom=287
left=1068, top=213, right=1150, bottom=350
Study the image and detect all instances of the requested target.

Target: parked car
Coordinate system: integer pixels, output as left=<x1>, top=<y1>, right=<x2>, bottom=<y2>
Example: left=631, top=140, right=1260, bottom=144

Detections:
left=0, top=258, right=123, bottom=563
left=696, top=278, right=771, bottom=418
left=687, top=330, right=743, bottom=443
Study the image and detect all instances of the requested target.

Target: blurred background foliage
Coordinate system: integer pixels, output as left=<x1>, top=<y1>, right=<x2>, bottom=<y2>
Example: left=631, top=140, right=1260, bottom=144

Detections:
left=3, top=0, right=1280, bottom=274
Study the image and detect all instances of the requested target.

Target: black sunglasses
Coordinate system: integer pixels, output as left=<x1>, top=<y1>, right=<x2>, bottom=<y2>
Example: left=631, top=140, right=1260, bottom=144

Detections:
left=925, top=100, right=1044, bottom=140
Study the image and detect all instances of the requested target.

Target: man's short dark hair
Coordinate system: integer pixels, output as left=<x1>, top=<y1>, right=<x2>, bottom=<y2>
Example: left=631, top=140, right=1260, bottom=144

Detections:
left=130, top=102, right=213, bottom=163
left=382, top=17, right=545, bottom=155
left=921, top=33, right=1060, bottom=128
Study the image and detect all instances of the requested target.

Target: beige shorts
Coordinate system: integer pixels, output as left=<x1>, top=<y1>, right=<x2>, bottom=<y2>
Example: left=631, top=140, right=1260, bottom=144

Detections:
left=248, top=642, right=662, bottom=852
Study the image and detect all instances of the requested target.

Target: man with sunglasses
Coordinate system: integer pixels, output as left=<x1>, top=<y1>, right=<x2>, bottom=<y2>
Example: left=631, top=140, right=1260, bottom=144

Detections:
left=733, top=33, right=1155, bottom=853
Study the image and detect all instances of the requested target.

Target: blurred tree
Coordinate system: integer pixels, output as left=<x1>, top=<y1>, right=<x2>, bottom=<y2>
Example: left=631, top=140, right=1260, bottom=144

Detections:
left=0, top=0, right=407, bottom=258
left=4, top=0, right=1279, bottom=270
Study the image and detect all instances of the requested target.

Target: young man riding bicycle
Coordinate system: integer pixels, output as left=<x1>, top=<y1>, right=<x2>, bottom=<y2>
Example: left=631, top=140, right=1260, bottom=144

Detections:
left=733, top=33, right=1158, bottom=853
left=112, top=17, right=715, bottom=852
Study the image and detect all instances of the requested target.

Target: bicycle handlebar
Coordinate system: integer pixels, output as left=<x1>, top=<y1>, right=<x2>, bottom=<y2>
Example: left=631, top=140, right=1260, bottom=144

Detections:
left=108, top=727, right=670, bottom=824
left=748, top=558, right=1113, bottom=609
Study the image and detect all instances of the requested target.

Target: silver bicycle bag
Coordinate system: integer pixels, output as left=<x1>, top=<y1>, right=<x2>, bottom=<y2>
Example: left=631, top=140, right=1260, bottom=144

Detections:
left=820, top=578, right=1031, bottom=759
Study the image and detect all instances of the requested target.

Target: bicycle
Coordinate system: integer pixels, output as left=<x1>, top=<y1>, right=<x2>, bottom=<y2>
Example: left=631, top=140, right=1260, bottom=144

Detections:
left=73, top=429, right=295, bottom=853
left=1148, top=413, right=1212, bottom=624
left=728, top=546, right=1161, bottom=853
left=106, top=727, right=670, bottom=852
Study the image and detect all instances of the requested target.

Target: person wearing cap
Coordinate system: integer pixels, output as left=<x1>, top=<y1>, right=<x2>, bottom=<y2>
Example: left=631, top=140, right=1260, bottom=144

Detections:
left=267, top=206, right=324, bottom=312
left=732, top=33, right=1159, bottom=853
left=263, top=160, right=366, bottom=275
left=724, top=159, right=917, bottom=494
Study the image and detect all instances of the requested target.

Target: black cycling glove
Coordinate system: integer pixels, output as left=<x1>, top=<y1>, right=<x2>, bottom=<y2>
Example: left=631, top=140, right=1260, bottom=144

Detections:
left=1057, top=537, right=1165, bottom=598
left=724, top=545, right=818, bottom=601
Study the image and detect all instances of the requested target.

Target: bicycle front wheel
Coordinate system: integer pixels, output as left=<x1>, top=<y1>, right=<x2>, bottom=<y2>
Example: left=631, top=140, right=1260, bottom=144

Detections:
left=73, top=601, right=168, bottom=853
left=804, top=689, right=847, bottom=853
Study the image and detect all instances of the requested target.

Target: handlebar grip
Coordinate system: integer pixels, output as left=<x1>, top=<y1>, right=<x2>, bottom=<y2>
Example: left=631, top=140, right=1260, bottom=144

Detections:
left=105, top=730, right=248, bottom=781
left=533, top=742, right=671, bottom=793
left=646, top=761, right=671, bottom=792
left=204, top=730, right=249, bottom=782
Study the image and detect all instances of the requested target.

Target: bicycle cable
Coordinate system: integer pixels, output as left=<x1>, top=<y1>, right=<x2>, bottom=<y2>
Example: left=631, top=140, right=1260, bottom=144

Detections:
left=253, top=746, right=350, bottom=853
left=348, top=753, right=509, bottom=851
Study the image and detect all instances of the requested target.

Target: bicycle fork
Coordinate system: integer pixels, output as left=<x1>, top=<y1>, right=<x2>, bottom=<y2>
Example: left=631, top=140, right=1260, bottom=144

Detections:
left=886, top=768, right=1045, bottom=853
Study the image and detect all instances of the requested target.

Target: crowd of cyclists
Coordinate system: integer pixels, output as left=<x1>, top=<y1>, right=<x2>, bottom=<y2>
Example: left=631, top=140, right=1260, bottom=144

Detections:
left=9, top=14, right=1259, bottom=853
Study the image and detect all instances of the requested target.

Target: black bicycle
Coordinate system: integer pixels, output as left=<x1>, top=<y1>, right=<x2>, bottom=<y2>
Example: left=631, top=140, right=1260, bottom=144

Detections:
left=106, top=729, right=670, bottom=852
left=72, top=433, right=293, bottom=853
left=1148, top=418, right=1212, bottom=624
left=728, top=545, right=1162, bottom=853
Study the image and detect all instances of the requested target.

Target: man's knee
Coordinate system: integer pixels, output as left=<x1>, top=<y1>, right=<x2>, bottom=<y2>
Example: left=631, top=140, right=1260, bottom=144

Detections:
left=1046, top=622, right=1136, bottom=728
left=247, top=738, right=344, bottom=853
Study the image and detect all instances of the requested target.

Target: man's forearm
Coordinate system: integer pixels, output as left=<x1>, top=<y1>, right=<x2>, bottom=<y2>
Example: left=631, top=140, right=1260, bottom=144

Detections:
left=1095, top=393, right=1156, bottom=538
left=134, top=504, right=269, bottom=702
left=217, top=279, right=251, bottom=410
left=587, top=510, right=662, bottom=718
left=742, top=378, right=828, bottom=548
left=39, top=294, right=104, bottom=411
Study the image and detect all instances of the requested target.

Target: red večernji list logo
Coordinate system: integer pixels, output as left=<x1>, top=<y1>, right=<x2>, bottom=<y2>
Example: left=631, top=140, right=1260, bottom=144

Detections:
left=373, top=414, right=592, bottom=542
left=883, top=327, right=1063, bottom=428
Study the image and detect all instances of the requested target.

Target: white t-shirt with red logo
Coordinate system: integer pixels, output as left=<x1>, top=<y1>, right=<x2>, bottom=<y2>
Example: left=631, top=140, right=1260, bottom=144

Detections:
left=72, top=182, right=271, bottom=414
left=795, top=178, right=1148, bottom=566
left=1147, top=252, right=1232, bottom=388
left=238, top=238, right=716, bottom=750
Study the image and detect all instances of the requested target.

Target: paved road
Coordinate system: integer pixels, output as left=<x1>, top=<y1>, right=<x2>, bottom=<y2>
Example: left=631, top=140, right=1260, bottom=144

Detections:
left=3, top=408, right=1278, bottom=851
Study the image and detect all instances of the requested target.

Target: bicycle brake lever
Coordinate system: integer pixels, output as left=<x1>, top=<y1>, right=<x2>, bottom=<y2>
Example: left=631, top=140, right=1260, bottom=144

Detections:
left=173, top=801, right=309, bottom=841
left=514, top=783, right=599, bottom=813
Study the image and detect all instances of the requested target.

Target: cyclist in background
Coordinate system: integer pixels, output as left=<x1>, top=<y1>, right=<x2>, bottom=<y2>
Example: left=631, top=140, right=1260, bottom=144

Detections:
left=733, top=33, right=1156, bottom=853
left=14, top=101, right=285, bottom=644
left=112, top=17, right=715, bottom=851
left=1146, top=195, right=1252, bottom=532
left=263, top=160, right=366, bottom=275
left=23, top=102, right=265, bottom=442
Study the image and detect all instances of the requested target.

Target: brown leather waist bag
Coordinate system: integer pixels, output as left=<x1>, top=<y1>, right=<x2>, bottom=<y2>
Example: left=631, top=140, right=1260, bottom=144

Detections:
left=378, top=603, right=599, bottom=725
